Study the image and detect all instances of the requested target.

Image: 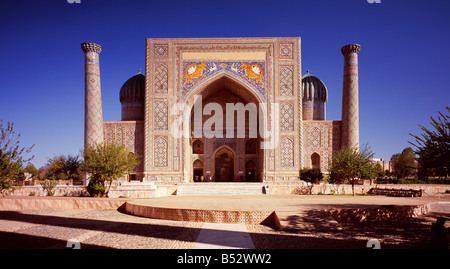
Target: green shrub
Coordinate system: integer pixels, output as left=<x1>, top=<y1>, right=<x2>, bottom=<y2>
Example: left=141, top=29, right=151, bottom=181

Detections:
left=41, top=180, right=57, bottom=196
left=87, top=180, right=106, bottom=197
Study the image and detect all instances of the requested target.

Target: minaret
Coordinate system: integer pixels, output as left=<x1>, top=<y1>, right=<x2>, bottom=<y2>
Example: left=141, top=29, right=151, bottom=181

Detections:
left=341, top=44, right=361, bottom=150
left=81, top=42, right=104, bottom=148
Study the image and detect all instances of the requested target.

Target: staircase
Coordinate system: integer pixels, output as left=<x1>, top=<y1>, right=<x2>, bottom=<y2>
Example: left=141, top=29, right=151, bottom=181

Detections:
left=176, top=183, right=267, bottom=196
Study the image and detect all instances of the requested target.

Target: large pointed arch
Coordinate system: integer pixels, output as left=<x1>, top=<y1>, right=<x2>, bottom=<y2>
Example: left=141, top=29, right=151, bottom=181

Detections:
left=180, top=72, right=268, bottom=183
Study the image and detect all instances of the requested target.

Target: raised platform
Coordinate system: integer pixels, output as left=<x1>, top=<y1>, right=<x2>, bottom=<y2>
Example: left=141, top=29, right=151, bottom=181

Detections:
left=125, top=195, right=434, bottom=228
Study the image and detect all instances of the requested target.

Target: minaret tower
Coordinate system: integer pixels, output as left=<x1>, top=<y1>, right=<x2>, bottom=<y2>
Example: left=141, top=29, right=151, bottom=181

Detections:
left=81, top=42, right=104, bottom=148
left=341, top=44, right=361, bottom=150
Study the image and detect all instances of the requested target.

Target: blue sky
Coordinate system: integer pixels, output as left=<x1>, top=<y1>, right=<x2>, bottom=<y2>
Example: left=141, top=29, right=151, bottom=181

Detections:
left=0, top=0, right=449, bottom=168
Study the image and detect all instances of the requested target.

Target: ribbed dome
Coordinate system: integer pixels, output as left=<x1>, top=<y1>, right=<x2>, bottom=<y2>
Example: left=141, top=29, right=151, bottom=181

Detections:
left=302, top=71, right=328, bottom=103
left=119, top=73, right=145, bottom=103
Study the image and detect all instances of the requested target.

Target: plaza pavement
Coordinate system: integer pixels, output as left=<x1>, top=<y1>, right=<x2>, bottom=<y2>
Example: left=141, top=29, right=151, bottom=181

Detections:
left=0, top=194, right=448, bottom=249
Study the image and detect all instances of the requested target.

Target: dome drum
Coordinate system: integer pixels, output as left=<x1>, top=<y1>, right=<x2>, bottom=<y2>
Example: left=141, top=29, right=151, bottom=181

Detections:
left=302, top=72, right=328, bottom=121
left=119, top=73, right=145, bottom=121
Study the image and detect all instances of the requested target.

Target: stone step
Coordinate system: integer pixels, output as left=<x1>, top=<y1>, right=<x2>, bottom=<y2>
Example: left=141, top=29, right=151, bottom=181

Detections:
left=274, top=210, right=342, bottom=231
left=176, top=183, right=267, bottom=196
left=117, top=182, right=156, bottom=190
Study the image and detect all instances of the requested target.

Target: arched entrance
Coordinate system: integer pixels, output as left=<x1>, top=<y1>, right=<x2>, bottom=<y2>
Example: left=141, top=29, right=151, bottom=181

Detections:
left=214, top=147, right=234, bottom=182
left=245, top=160, right=256, bottom=182
left=183, top=73, right=266, bottom=183
left=193, top=159, right=204, bottom=182
left=311, top=153, right=320, bottom=169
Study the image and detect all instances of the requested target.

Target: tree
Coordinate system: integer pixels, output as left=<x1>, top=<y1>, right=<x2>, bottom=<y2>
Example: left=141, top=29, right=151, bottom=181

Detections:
left=23, top=162, right=38, bottom=180
left=37, top=165, right=49, bottom=180
left=360, top=161, right=380, bottom=182
left=300, top=168, right=324, bottom=194
left=45, top=155, right=67, bottom=180
left=0, top=120, right=34, bottom=196
left=390, top=147, right=417, bottom=182
left=328, top=143, right=374, bottom=196
left=45, top=154, right=83, bottom=181
left=81, top=143, right=137, bottom=197
left=409, top=107, right=450, bottom=179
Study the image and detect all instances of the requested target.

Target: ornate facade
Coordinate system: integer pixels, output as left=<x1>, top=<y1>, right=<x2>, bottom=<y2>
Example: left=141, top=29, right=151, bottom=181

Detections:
left=82, top=37, right=361, bottom=184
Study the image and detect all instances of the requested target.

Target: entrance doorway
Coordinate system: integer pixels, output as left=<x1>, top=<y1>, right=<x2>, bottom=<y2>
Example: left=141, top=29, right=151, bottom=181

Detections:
left=245, top=160, right=256, bottom=182
left=193, top=159, right=204, bottom=182
left=214, top=147, right=234, bottom=182
left=311, top=153, right=320, bottom=169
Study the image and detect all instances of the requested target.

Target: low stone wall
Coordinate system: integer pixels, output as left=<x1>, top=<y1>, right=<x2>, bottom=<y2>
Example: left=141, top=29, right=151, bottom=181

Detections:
left=268, top=183, right=450, bottom=196
left=329, top=204, right=432, bottom=223
left=0, top=197, right=128, bottom=211
left=10, top=185, right=88, bottom=197
left=9, top=184, right=177, bottom=198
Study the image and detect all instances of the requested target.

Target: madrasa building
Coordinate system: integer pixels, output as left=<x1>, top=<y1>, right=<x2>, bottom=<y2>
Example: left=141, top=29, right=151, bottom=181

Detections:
left=81, top=37, right=361, bottom=192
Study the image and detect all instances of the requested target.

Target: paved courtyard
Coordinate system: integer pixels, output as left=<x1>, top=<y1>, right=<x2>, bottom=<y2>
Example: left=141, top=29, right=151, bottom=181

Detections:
left=0, top=195, right=448, bottom=249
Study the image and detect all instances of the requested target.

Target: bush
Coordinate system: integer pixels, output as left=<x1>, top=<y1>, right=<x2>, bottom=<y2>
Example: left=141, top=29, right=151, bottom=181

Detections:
left=41, top=180, right=57, bottom=196
left=87, top=180, right=106, bottom=197
left=300, top=168, right=323, bottom=195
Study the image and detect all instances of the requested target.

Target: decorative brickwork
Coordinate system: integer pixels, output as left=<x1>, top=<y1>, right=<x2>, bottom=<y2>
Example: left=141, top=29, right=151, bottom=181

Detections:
left=303, top=121, right=341, bottom=172
left=154, top=136, right=168, bottom=167
left=280, top=102, right=294, bottom=131
left=279, top=66, right=294, bottom=96
left=153, top=43, right=169, bottom=58
left=280, top=137, right=294, bottom=167
left=154, top=100, right=168, bottom=130
left=154, top=64, right=168, bottom=93
left=279, top=43, right=294, bottom=60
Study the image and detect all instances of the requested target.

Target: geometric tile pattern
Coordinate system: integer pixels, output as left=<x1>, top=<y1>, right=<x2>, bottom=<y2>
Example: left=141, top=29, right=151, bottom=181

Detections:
left=279, top=66, right=293, bottom=96
left=154, top=136, right=168, bottom=167
left=280, top=137, right=294, bottom=167
left=279, top=43, right=294, bottom=60
left=303, top=121, right=341, bottom=172
left=309, top=127, right=321, bottom=148
left=153, top=43, right=169, bottom=58
left=154, top=64, right=168, bottom=94
left=154, top=100, right=168, bottom=130
left=280, top=102, right=294, bottom=131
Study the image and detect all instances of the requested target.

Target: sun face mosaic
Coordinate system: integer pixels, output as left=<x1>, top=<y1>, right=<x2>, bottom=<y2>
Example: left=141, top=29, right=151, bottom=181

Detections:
left=181, top=61, right=266, bottom=98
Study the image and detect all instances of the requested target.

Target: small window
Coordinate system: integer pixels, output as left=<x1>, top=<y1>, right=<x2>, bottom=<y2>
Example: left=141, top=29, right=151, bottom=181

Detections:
left=311, top=153, right=320, bottom=169
left=245, top=139, right=257, bottom=154
left=192, top=140, right=204, bottom=154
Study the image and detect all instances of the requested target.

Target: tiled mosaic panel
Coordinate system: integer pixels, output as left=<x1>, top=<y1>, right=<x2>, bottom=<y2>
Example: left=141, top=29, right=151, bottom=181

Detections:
left=280, top=102, right=294, bottom=132
left=182, top=61, right=266, bottom=99
left=280, top=138, right=294, bottom=167
left=153, top=43, right=169, bottom=58
left=154, top=100, right=168, bottom=130
left=279, top=66, right=294, bottom=96
left=154, top=64, right=168, bottom=94
left=154, top=136, right=168, bottom=167
left=279, top=43, right=294, bottom=60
